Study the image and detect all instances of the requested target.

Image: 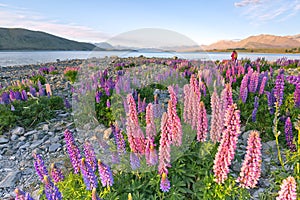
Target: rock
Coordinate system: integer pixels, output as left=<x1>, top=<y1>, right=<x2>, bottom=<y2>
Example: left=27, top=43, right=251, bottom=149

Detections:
left=11, top=127, right=25, bottom=136
left=10, top=134, right=18, bottom=141
left=43, top=124, right=49, bottom=131
left=18, top=136, right=26, bottom=141
left=0, top=171, right=20, bottom=188
left=24, top=130, right=37, bottom=136
left=103, top=128, right=112, bottom=140
left=49, top=143, right=62, bottom=152
left=252, top=188, right=265, bottom=199
left=0, top=137, right=9, bottom=144
left=241, top=130, right=251, bottom=143
left=30, top=140, right=44, bottom=149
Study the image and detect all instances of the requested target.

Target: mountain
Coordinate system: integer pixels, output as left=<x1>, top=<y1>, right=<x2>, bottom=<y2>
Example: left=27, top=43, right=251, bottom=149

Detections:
left=205, top=34, right=300, bottom=50
left=95, top=42, right=114, bottom=49
left=0, top=28, right=97, bottom=50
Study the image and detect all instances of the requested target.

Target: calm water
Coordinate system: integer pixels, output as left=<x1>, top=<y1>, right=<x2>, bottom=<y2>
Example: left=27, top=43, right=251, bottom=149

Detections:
left=0, top=51, right=300, bottom=67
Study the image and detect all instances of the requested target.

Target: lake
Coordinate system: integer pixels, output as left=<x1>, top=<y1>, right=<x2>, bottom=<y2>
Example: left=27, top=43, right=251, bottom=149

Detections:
left=0, top=51, right=300, bottom=67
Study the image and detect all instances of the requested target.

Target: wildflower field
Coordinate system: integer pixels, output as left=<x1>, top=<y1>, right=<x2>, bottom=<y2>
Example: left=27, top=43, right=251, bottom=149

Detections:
left=1, top=57, right=299, bottom=200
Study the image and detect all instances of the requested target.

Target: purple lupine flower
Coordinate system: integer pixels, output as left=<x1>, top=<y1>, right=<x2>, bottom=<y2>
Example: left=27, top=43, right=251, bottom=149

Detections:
left=50, top=163, right=64, bottom=183
left=97, top=159, right=114, bottom=187
left=197, top=101, right=208, bottom=142
left=284, top=117, right=296, bottom=152
left=15, top=188, right=34, bottom=200
left=237, top=131, right=262, bottom=188
left=160, top=173, right=171, bottom=192
left=137, top=94, right=142, bottom=113
left=294, top=83, right=300, bottom=107
left=80, top=158, right=98, bottom=190
left=146, top=103, right=157, bottom=139
left=64, top=129, right=82, bottom=174
left=213, top=104, right=241, bottom=184
left=158, top=113, right=171, bottom=175
left=276, top=176, right=297, bottom=200
left=14, top=91, right=22, bottom=101
left=111, top=124, right=126, bottom=155
left=252, top=96, right=259, bottom=122
left=33, top=153, right=49, bottom=181
left=43, top=176, right=62, bottom=200
left=9, top=90, right=16, bottom=101
left=106, top=99, right=111, bottom=108
left=1, top=92, right=10, bottom=104
left=130, top=152, right=140, bottom=170
left=21, top=90, right=28, bottom=101
left=240, top=75, right=249, bottom=103
left=64, top=98, right=71, bottom=109
left=92, top=188, right=102, bottom=200
left=274, top=71, right=285, bottom=106
left=221, top=83, right=233, bottom=112
left=29, top=86, right=37, bottom=97
left=265, top=89, right=275, bottom=115
left=83, top=140, right=97, bottom=171
left=248, top=71, right=259, bottom=93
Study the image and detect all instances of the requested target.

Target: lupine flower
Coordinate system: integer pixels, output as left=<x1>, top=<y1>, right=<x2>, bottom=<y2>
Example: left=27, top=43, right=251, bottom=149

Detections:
left=158, top=113, right=171, bottom=175
left=221, top=83, right=233, bottom=112
left=64, top=129, right=82, bottom=174
left=146, top=103, right=157, bottom=139
left=248, top=71, right=259, bottom=93
left=15, top=188, right=34, bottom=200
left=213, top=104, right=241, bottom=184
left=265, top=89, right=275, bottom=115
left=21, top=90, right=28, bottom=101
left=126, top=93, right=145, bottom=154
left=43, top=176, right=62, bottom=200
left=183, top=84, right=191, bottom=123
left=240, top=75, right=249, bottom=103
left=130, top=152, right=141, bottom=170
left=80, top=158, right=98, bottom=190
left=9, top=90, right=16, bottom=101
left=92, top=187, right=102, bottom=200
left=237, top=131, right=262, bottom=188
left=167, top=94, right=182, bottom=146
left=64, top=98, right=71, bottom=109
left=160, top=173, right=171, bottom=192
left=97, top=159, right=114, bottom=187
left=210, top=86, right=223, bottom=143
left=14, top=91, right=22, bottom=101
left=29, top=86, right=37, bottom=97
left=1, top=92, right=10, bottom=104
left=33, top=153, right=49, bottom=181
left=258, top=76, right=267, bottom=95
left=197, top=101, right=208, bottom=142
left=111, top=124, right=126, bottom=155
left=83, top=140, right=97, bottom=171
left=252, top=96, right=259, bottom=122
left=294, top=83, right=300, bottom=107
left=50, top=163, right=64, bottom=183
left=106, top=99, right=111, bottom=108
left=274, top=71, right=285, bottom=106
left=284, top=117, right=296, bottom=152
left=276, top=176, right=297, bottom=200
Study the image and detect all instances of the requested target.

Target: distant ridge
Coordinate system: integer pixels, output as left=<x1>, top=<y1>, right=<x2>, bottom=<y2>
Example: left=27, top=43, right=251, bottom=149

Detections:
left=204, top=34, right=300, bottom=50
left=0, top=28, right=97, bottom=50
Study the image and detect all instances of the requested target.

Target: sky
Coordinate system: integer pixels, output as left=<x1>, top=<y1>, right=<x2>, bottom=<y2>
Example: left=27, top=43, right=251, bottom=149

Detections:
left=0, top=0, right=300, bottom=46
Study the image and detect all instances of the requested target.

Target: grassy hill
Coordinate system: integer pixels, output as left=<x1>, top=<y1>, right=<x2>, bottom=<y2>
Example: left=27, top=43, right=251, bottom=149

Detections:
left=0, top=28, right=97, bottom=50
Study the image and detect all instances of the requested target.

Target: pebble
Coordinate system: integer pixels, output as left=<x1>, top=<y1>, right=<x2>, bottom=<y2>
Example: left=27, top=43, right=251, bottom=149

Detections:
left=0, top=137, right=9, bottom=144
left=11, top=127, right=25, bottom=136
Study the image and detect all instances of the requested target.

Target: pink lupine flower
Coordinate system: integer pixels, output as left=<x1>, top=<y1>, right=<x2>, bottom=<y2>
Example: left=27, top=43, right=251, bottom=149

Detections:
left=146, top=103, right=157, bottom=139
left=158, top=113, right=171, bottom=175
left=145, top=138, right=158, bottom=166
left=183, top=84, right=190, bottom=122
left=126, top=93, right=146, bottom=154
left=167, top=99, right=182, bottom=146
left=210, top=86, right=223, bottom=143
left=276, top=176, right=297, bottom=200
left=213, top=104, right=241, bottom=184
left=221, top=83, right=233, bottom=112
left=258, top=76, right=267, bottom=95
left=237, top=130, right=262, bottom=188
left=197, top=101, right=208, bottom=142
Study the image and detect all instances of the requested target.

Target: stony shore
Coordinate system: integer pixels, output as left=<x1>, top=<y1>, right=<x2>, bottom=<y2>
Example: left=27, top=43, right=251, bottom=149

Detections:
left=0, top=57, right=291, bottom=199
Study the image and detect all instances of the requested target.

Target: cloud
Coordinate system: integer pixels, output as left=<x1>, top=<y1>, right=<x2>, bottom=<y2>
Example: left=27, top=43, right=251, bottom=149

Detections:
left=0, top=4, right=109, bottom=42
left=234, top=0, right=300, bottom=23
left=234, top=0, right=260, bottom=7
